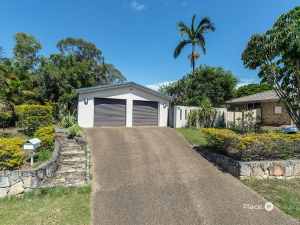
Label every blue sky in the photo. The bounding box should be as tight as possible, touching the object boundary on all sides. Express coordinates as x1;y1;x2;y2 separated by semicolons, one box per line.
0;1;299;89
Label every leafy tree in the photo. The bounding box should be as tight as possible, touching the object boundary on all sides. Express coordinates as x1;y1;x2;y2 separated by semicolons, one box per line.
242;7;300;127
235;83;272;98
0;34;126;120
174;15;215;73
13;32;42;73
161;65;237;106
37;38;126;111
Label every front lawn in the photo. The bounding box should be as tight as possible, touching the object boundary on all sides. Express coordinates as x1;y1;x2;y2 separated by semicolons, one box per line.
0;186;91;225
177;128;207;146
243;179;300;219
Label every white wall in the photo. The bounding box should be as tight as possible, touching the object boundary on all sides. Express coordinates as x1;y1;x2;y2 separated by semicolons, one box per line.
171;106;227;128
78;86;169;128
78;96;94;128
172;106;200;128
159;103;169;127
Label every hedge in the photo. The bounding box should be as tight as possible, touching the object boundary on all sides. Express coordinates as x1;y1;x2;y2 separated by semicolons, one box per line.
16;104;53;135
0;137;25;170
201;128;300;161
34;125;55;149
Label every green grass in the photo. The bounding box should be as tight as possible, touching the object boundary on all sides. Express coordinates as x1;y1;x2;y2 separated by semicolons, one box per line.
0;186;91;225
243;179;300;219
177;128;207;146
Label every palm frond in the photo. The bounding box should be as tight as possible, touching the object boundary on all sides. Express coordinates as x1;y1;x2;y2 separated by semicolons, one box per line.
177;22;192;39
191;14;196;33
173;40;191;58
196;17;215;33
196;34;206;54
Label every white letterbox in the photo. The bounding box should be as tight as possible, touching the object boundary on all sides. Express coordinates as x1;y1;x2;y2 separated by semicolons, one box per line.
23;138;41;151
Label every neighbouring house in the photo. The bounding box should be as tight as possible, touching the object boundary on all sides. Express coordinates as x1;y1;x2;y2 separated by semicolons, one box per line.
77;82;170;128
226;90;292;127
169;105;227;128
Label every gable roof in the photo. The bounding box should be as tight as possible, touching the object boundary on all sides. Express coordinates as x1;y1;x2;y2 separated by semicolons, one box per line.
76;82;171;101
226;90;279;104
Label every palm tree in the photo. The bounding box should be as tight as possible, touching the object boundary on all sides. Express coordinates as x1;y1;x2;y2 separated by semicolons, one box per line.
174;15;215;73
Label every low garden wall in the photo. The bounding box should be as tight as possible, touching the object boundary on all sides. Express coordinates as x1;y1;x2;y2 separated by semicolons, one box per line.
199;149;300;179
0;138;61;198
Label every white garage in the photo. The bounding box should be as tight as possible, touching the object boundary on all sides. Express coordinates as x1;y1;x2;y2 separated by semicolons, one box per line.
77;82;170;128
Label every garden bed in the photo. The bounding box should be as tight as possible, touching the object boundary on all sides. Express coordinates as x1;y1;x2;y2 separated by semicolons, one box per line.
178;128;300;179
197;147;300;179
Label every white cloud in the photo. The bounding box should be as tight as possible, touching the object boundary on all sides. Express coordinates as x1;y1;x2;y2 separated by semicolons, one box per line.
130;1;146;11
146;80;176;91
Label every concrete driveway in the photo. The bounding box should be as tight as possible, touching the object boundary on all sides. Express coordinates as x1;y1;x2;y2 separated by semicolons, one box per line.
87;128;298;225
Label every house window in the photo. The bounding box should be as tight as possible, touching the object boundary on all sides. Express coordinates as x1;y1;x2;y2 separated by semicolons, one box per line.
274;106;282;114
180;109;182;120
185;109;188;120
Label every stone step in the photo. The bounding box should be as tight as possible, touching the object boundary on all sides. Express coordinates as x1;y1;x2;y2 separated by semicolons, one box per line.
56;168;86;175
58;164;86;171
60;151;86;157
61;156;86;161
60;147;83;152
62;143;81;148
59;157;86;164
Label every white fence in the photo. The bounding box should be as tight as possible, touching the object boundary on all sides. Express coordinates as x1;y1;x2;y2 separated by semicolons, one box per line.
169;106;227;128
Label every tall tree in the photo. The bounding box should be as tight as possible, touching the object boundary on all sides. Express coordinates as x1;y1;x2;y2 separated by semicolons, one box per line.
242;7;300;127
174;15;215;73
37;38;126;111
13;32;42;73
161;65;237;106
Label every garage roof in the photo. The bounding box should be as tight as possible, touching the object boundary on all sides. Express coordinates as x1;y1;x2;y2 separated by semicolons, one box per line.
76;82;171;101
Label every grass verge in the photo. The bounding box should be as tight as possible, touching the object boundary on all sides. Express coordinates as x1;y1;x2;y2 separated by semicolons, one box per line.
243;179;300;219
177;128;207;146
0;186;91;225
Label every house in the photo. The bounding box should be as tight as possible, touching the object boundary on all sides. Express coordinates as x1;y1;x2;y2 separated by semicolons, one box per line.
76;82;170;128
226;90;292;127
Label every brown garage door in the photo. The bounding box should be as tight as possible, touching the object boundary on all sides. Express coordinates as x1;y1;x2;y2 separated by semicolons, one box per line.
133;100;158;126
94;98;126;127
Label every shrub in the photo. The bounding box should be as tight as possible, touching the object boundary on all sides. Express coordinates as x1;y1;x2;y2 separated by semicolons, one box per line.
16;104;53;135
59;112;76;128
187;110;198;128
0;111;13;129
201;128;300;161
234;132;300;161
34;148;52;164
34;126;55;149
67;124;82;139
201;128;239;151
187;99;217;128
0;137;25;170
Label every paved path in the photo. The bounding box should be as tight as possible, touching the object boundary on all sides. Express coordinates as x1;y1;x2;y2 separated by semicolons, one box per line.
87;128;298;225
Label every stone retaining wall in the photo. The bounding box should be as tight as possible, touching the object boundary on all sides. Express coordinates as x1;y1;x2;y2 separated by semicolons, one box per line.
199;149;300;179
0;130;88;198
0;140;60;198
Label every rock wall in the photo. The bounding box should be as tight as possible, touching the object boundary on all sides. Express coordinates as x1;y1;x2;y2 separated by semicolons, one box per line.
199;149;300;179
0;131;88;198
0;141;60;197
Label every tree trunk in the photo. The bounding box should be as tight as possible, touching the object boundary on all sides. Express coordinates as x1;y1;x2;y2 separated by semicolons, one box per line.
192;44;195;74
